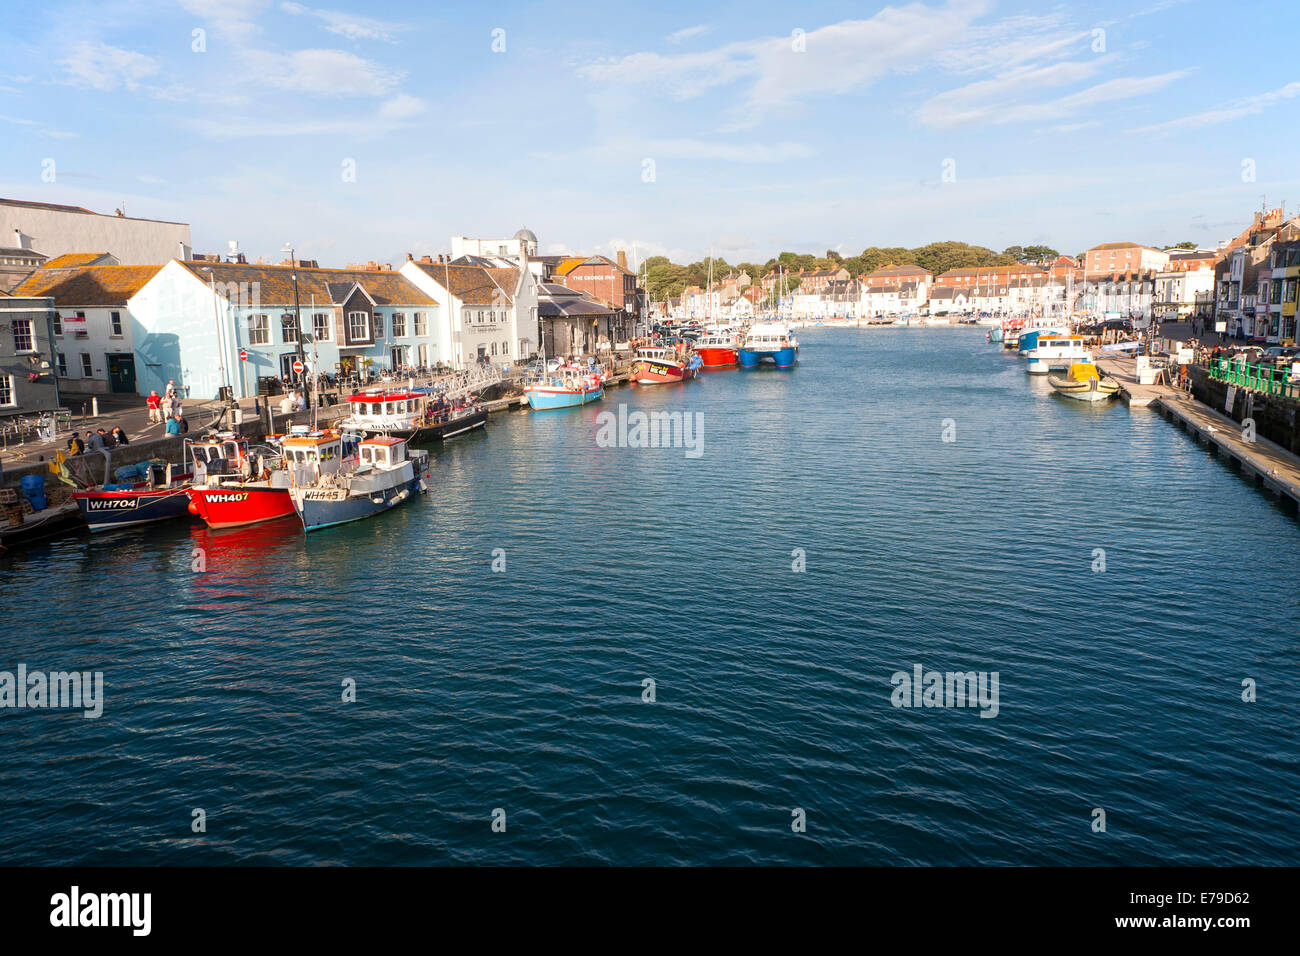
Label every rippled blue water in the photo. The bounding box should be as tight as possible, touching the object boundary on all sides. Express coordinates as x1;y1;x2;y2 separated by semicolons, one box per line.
2;327;1297;865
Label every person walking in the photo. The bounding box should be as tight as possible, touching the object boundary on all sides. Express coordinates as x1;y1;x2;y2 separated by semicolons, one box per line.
146;390;162;423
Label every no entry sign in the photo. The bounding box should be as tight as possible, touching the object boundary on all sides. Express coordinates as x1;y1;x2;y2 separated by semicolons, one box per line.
239;349;248;361
293;359;304;374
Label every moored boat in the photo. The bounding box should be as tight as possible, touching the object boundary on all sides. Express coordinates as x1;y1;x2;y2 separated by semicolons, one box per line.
523;363;604;409
1025;334;1089;374
185;429;328;529
738;323;798;368
694;330;740;368
73;459;194;532
289;436;429;532
631;346;700;385
340;390;486;443
1048;362;1120;401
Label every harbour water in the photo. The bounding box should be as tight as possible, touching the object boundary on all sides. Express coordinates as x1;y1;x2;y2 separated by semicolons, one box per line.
1;327;1297;865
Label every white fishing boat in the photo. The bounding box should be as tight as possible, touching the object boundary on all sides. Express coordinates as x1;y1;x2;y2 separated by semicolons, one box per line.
1024;334;1090;374
289;435;430;532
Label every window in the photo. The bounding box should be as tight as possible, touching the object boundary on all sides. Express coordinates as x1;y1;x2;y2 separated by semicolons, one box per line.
52;315;63;335
248;314;269;345
414;312;427;336
281;313;299;343
502;340;510;357
417;343;427;366
393;312;406;337
348;311;371;341
110;311;123;336
11;319;33;352
478;311;484;323
313;313;330;341
490;342;497;356
0;375;13;407
373;313;384;337
56;352;67;376
80;353;93;377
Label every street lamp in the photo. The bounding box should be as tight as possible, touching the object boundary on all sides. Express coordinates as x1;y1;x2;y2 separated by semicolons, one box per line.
281;242;308;406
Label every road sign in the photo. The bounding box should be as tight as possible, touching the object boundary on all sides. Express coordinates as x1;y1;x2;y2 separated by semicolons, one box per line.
239;349;248;361
292;359;304;375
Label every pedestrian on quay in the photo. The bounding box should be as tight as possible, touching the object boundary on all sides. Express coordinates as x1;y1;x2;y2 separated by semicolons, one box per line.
96;427;112;447
85;429;105;453
166;413;182;436
111;426;129;446
67;432;84;456
146;390;162;423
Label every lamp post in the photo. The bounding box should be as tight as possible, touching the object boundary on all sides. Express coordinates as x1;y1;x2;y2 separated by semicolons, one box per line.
282;242;308;406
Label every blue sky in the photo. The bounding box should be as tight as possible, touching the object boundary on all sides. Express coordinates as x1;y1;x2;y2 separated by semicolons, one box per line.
2;0;1297;267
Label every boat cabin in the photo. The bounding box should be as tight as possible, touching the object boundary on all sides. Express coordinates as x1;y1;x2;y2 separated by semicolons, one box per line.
187;432;255;479
280;428;356;483
345;391;428;425
358;436;408;470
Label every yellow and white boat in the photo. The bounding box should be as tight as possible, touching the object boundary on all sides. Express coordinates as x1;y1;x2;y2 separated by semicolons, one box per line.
1047;362;1120;402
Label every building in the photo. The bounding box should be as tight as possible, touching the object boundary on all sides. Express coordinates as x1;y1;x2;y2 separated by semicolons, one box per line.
450;228;539;261
1083;242;1170;278
0;198;191;266
10;264;165;395
401;257;537;366
860;264;932;291
1152;266;1216;322
535;283;619;358
0;292;60;417
1264;239;1300;343
554;254;639;325
0;230;48;293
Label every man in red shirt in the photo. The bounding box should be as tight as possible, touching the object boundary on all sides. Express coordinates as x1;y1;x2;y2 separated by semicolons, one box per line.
146;390;162;423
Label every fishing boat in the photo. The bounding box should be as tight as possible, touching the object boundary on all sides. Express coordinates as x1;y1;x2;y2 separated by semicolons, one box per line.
1048;362;1120;402
694;330;740;368
1016;328;1066;356
185;430;320;529
73;459;194;532
523;363;604;409
1025;334;1089;374
340;390;486;442
631;346;700;385
289;436;429;532
738;323;798;368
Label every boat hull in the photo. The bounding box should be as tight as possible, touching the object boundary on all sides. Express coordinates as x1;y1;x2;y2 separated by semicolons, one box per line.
696;346;738;368
75;486;193;531
1048;375;1120;401
295;473;427;532
738;346;797;368
186;485;295;528
524;385;604;409
632;359;691;384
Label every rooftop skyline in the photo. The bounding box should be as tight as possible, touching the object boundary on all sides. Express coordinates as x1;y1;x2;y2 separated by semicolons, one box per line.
3;0;1297;267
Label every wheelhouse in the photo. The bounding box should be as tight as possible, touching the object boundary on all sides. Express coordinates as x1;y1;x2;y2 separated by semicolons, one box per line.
358;437;407;469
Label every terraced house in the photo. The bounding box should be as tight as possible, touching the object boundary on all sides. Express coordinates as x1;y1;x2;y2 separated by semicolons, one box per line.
400;256;537;365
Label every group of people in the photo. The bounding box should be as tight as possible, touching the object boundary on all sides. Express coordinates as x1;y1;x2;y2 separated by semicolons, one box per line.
145;380;189;434
278;390;308;414
65;426;130;456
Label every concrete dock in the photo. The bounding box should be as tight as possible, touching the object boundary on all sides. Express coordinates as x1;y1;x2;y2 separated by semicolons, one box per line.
1095;354;1300;509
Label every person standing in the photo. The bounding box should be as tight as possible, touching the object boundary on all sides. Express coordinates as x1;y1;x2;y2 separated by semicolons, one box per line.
146;390;162;423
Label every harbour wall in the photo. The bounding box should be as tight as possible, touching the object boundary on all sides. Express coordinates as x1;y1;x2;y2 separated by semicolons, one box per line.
1188;366;1300;456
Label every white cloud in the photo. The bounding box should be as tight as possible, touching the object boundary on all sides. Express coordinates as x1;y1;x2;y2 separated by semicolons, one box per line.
177;0;271;40
1128;81;1300;135
667;25;709;44
242;48;401;95
378;93;425;119
62;42;160;91
280;2;399;42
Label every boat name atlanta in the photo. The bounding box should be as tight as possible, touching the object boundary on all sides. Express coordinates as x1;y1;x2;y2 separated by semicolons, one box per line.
0;665;104;719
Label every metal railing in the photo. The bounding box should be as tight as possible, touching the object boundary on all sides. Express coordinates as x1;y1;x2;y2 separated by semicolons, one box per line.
1208;358;1300;399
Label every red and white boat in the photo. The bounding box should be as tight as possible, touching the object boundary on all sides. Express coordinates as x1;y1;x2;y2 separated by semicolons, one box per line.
184;430;337;529
694;330;739;368
630;346;702;385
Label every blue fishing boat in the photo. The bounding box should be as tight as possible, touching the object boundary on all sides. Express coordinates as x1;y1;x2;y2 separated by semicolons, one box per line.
289;436;429;532
738;323;798;368
523;363;605;410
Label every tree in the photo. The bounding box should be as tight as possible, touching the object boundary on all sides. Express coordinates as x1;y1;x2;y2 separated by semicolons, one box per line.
1003;245;1026;262
1022;244;1059;262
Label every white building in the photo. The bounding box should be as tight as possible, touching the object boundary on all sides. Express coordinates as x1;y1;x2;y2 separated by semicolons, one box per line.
1152;267;1215;321
400;258;537;367
450;229;539;262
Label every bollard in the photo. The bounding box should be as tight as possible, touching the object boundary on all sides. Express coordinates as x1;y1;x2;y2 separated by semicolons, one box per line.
92;396;99;418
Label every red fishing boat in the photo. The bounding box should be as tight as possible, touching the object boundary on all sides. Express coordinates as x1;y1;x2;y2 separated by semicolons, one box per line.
184;432;296;529
630;346;702;385
694;331;739;368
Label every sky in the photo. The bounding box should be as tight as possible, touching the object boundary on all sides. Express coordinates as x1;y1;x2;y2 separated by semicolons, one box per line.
2;0;1298;268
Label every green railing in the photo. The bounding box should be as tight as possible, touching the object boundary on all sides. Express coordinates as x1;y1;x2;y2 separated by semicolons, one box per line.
1208;358;1300;399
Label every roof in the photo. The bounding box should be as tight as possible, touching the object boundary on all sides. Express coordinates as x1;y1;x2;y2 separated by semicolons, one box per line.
866;264;931;277
538;284;614;318
514;227;537;243
0;197;188;226
555;254;632;277
43;252;114;269
408;261;520;305
0;247;45;259
181;261;437;306
10;264;165;306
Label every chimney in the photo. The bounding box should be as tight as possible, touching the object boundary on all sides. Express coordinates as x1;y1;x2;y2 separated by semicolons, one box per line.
406;252;413;261
420;255;433;264
178;241;192;260
617;250;628;271
12;228;29;251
